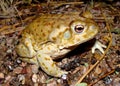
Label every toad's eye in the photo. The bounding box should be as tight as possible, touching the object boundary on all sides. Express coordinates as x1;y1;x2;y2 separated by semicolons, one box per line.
74;25;84;33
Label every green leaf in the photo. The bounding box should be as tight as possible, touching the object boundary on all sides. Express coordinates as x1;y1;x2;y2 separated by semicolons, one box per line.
76;82;88;86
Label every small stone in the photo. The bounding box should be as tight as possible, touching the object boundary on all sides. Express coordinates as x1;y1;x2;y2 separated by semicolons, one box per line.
21;62;27;67
32;73;38;83
6;49;12;53
0;73;4;79
31;65;39;74
26;65;32;76
8;65;13;71
5;75;11;82
16;58;22;64
13;67;23;74
38;72;47;83
62;58;68;64
61;74;67;80
103;76;112;84
34;83;38;86
21;67;27;74
18;74;25;85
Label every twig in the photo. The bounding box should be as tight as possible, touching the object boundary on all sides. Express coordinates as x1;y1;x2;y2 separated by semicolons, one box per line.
49;1;84;6
0;15;36;35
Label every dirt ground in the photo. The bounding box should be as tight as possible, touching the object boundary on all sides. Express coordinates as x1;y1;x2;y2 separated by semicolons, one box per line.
0;0;120;86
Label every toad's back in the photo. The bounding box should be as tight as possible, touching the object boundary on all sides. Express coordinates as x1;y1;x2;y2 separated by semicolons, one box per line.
21;13;81;44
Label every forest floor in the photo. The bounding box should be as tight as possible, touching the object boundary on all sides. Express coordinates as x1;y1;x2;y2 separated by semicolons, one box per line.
0;0;120;86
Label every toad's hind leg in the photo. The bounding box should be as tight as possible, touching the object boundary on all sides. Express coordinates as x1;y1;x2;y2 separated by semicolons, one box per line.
37;51;68;77
16;37;36;58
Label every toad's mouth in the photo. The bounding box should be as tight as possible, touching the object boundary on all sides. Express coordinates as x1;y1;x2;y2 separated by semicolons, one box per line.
62;34;97;50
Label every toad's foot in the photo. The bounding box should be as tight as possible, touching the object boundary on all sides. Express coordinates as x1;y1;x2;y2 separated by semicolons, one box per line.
92;41;107;54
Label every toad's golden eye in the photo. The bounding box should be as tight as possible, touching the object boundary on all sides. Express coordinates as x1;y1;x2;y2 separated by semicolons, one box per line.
74;25;84;33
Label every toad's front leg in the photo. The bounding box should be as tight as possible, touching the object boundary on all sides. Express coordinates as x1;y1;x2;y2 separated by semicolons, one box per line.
92;41;107;54
36;51;68;77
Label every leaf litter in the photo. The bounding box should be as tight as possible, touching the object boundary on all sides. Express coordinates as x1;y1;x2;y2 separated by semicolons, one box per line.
0;0;120;86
